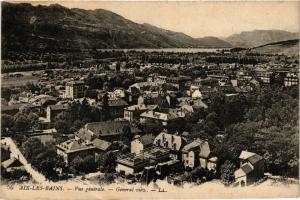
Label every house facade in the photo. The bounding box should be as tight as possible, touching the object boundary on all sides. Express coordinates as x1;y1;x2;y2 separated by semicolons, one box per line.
76;121;142;142
140;110;178;126
64;81;85;99
46;104;69;123
124;103;158;122
56;139;96;164
153;131;183;160
234;151;265;186
116;147;171;176
181;139;211;169
131;134;155;154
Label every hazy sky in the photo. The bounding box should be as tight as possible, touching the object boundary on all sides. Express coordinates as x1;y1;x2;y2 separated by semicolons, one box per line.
25;1;300;38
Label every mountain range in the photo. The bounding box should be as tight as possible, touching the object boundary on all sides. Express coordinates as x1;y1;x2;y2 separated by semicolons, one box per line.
249;39;299;57
2;2;299;52
226;30;298;48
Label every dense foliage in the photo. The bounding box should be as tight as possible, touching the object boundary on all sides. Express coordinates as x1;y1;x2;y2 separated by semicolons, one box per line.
210;85;299;177
21;138;65;181
55;99;102;134
220;160;236;185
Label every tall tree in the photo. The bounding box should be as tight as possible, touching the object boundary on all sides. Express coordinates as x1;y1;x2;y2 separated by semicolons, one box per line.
220;160;236;185
122;125;133;143
102;93;110;120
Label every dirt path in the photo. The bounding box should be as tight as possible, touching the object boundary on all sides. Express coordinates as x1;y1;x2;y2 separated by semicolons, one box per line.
1;137;48;184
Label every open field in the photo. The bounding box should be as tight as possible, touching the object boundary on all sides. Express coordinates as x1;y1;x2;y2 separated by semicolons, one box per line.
1;72;40;88
1;76;39;88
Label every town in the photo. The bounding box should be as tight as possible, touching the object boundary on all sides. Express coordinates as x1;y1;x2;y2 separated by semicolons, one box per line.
1;48;299;188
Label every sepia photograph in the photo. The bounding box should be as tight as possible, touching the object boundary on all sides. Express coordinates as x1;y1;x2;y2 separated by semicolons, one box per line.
0;1;299;199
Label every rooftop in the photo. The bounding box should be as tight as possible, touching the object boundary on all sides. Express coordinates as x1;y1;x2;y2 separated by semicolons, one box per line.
240;163;254;174
66;81;85;86
248;154;264;165
134;134;155;146
108;99;128;107
92;138;112;151
82;121;141;138
48;104;69;111
117;146;170;167
140;110;178;121
239;151;256;160
182;139;211;158
56;139;95;153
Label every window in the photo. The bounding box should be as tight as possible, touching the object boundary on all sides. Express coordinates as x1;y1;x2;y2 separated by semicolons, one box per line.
162;134;166;142
156;139;161;146
173;143;176;150
164;141;169;148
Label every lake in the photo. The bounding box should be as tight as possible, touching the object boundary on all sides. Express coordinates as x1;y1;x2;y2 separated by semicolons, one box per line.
96;48;228;53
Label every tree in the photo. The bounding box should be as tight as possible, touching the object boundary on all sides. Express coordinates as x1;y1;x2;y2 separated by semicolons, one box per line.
122;125;133;143
97;152;116;173
82;155;97;173
22;138;65;180
73;120;83;130
36;148;65;180
55;119;70;134
220;160;236;185
1;114;14;132
102;93;110;120
224;122;258;160
13;113;31;133
69;156;84;174
25;82;40;93
167;118;186;133
70;155;96;174
206;112;218;123
143;119;163;135
78;98;92;120
184;108;206;124
203;121;219;137
208;92;226;128
122;78;133;89
1;87;12;101
28;112;39;130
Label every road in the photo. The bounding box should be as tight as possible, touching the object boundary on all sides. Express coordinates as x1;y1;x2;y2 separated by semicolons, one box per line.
1;137;48;184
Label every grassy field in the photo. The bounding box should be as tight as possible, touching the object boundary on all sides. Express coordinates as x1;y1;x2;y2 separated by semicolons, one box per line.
1;72;40;88
1;76;39;88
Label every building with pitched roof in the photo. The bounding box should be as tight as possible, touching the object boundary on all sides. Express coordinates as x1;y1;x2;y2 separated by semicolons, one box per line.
140;110;179;126
181;139;211;169
153;131;184;160
1;157;24;172
46;104;69;122
99;98;129;119
124;104;158;122
234;151;264;186
56;139;96;164
116;146;171;176
131;134;155;154
76;121;142;142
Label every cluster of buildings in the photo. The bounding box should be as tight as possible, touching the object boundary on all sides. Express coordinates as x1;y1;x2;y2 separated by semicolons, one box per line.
115;130;218;184
1;55;297;186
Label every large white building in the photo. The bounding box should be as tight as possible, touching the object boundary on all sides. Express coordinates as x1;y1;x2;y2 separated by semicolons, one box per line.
64;81;85;99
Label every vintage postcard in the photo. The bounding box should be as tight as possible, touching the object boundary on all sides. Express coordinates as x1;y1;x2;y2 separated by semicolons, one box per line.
0;1;299;199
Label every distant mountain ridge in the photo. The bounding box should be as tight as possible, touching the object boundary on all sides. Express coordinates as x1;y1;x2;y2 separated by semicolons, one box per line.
196;36;232;48
225;30;299;48
2;2;298;53
249;39;299;56
2;1;231;53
